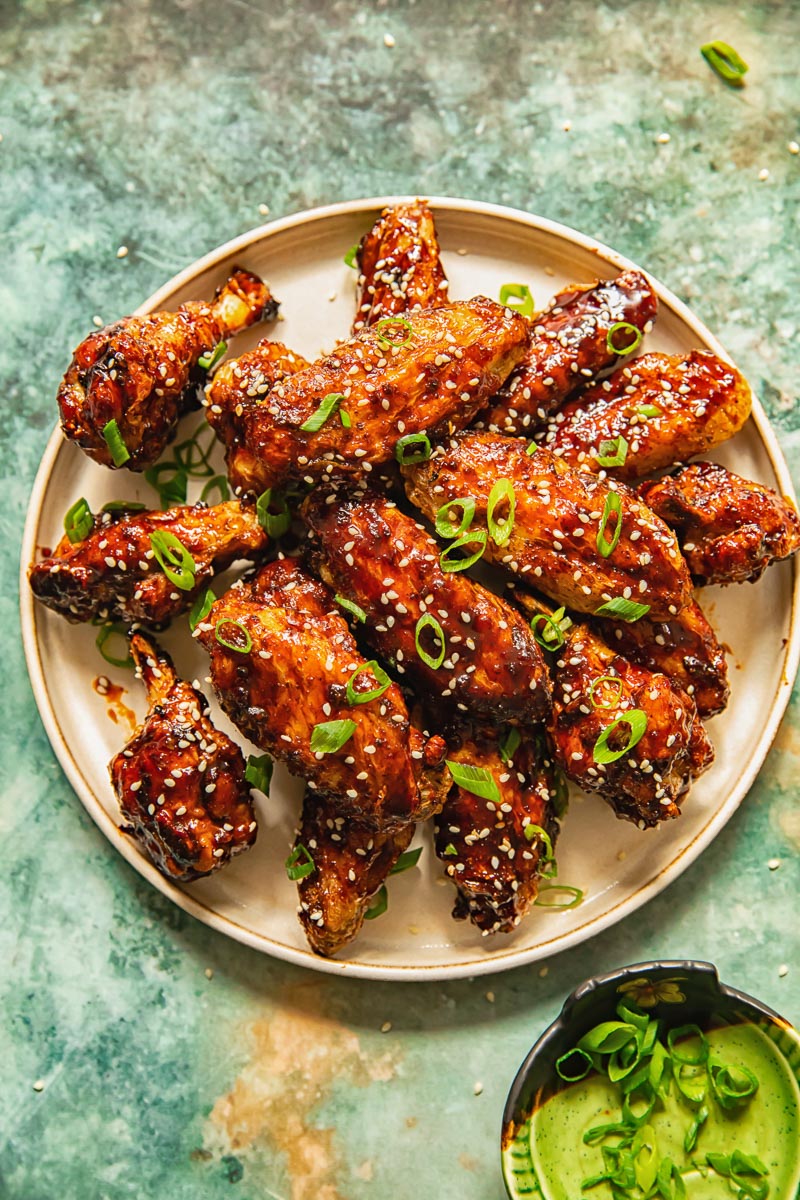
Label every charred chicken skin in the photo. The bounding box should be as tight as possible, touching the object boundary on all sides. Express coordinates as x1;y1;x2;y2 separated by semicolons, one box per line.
110;632;257;881
29;499;268;626
197;559;450;829
403;432;693;620
58;269;277;471
352;199;449;333
302;483;552;724
434;725;561;934
210;297;529;495
477;270;658;434
540;351;752;482
294;789;414;956
638;461;800;586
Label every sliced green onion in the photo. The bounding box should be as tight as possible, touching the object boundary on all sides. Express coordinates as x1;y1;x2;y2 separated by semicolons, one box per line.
102;418;131;466
344;243;359;269
96;622;133;669
530;606;571;651
174;423;216;477
434;496;476;539
214;618;252;653
555;1048;593;1082
439;528;487;573
684;1104;708;1154
637;404;662;418
375;315;413;349
300;391;345;433
198;340;227;371
415;613;446;669
442;843;457;856
577;1021;637;1055
345;661;391;706
339;407;352;429
245;753;273;795
606;322;643;356
101;499;147;514
310;719;356;754
365;884;388;919
335;594;367;623
486;478;516;546
499;726;521;763
64;497;93;544
534;884;584;909
710;1060;759;1109
200;474;230;504
675;1063;707;1104
655;1156;686;1200
667;1024;709;1065
144;462;188;508
256;487;291;537
149;529;197;591
588;674;624;709
593;710;648;764
189;587;216;631
701;40;748;86
594;596;651;622
390;846;422;875
523;823;554;865
395;431;431;465
597;491;623;558
499;282;535;319
285;843;315;881
595;435;628;468
445;761;501;803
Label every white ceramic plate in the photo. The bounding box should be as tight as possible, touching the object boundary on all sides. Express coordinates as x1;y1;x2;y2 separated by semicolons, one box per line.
20;197;800;980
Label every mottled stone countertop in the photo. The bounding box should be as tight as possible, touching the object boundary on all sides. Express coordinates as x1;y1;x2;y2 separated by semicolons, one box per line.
2;2;798;1196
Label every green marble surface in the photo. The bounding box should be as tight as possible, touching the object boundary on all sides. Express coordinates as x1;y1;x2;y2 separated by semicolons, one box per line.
2;1;799;1196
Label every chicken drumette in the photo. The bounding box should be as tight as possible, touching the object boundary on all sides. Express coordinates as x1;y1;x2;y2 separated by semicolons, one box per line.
29;499;268;626
110;632;257;881
58;269;277;470
352;199;449;332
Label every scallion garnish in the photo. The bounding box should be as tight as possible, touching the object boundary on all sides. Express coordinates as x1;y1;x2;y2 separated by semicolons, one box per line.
390;846;422;875
395;431;431;466
606;322;643;356
198;340;227;371
637;404;662;419
375;315;413;349
64;497;93;544
335;594;367;623
499;726;521;763
593;710;648;764
594;596;650;622
555;1048;594;1082
596;491;623;558
149;529;197;591
189;587;216;632
523;823;554;865
415;613;446;669
486;478;516;546
365;884;388;919
499;282;535;319
256;487;291;537
445;760;501;803
101;499;147;514
285;843;315;881
667;1024;709;1065
173;423;217;478
344;244;359;269
102;418;131;466
443;843;457;856
339;407;352;428
310;719;356;754
534;884;584;909
701;40;748;86
300;391;346;433
144;462;188;508
588;674;624;709
200;474;230;504
96;622;134;669
434;496;476;539
345;661;391;706
214;618;252;653
595;435;628;468
439;528;487;573
245;753;273;795
530;606;572;651
710;1061;759;1109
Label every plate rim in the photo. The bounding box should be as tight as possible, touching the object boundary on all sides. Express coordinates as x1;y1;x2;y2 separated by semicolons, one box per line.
19;195;800;981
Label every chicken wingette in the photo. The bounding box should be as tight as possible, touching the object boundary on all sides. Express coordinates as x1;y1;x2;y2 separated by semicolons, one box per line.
58;269;277;470
352;199;449;333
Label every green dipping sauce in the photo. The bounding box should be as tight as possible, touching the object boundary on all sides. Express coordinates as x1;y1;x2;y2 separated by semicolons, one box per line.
530;1023;800;1198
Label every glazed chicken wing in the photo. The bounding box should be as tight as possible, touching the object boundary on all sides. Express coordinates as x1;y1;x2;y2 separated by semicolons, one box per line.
541;351;751;482
434;725;561;934
29;499;268;626
403;432;692;620
477;270;658;435
638;461;800;586
110;632;257;881
197;559;450;829
352;199;449;333
211;298;529;495
302;483;551;724
58;269;277;470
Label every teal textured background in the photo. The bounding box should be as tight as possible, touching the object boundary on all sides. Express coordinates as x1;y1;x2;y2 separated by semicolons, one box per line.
2;2;798;1196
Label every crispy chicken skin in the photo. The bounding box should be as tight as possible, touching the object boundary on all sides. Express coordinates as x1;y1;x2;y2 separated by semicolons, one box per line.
214;298;529;494
58;270;277;471
352;200;449;333
197;559;450;829
205;339;310;498
434;726;561;934
477;270;658;435
638;461;800;586
294;789;414;956
29;500;268;626
541;351;752;482
595;598;730;720
110;632;257;881
403;432;692;620
302;483;552;724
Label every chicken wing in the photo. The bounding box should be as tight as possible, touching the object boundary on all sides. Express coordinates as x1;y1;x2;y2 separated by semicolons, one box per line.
29;499;268;626
638;461;800;586
58;269;277;470
477;270;658;434
109;632;257;881
211;298;529;495
302;483;552;724
540;351;752;482
352;199;449;333
196;559;450;829
434;725;561;934
403;432;692;620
